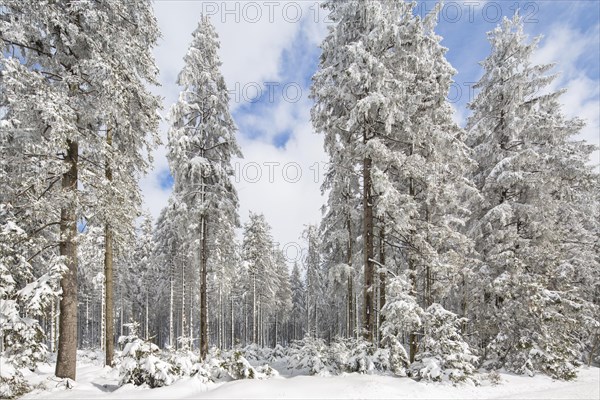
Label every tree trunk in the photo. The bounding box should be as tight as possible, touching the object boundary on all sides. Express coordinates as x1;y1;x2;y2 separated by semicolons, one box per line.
363;154;374;343
100;279;105;351
145;292;149;340
104;127;114;367
169;260;174;348
408;172;418;363
252;274;257;343
181;259;186;344
275;313;278;346
306;274;310;337
378;224;386;346
231;297;234;348
346;213;354;338
200;217;209;359
104;225;113;365
55;139;78;381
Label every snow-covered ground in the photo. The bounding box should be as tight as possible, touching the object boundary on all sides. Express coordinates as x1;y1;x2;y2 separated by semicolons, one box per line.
20;360;600;400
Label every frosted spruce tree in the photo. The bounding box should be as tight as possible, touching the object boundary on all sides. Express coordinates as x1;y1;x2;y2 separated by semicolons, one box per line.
0;205;63;397
302;224;324;337
290;262;307;340
467;14;600;379
167;15;242;359
274;250;293;345
0;0;161;377
313;1;477;365
242;212;278;346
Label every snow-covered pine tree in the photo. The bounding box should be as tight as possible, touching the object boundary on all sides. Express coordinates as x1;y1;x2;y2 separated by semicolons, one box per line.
467;14;600;379
411;303;478;383
312;0;394;342
273;251;292;346
290;262;307;341
313;1;476;353
210;214;241;349
380;273;423;376
242;212;277;345
167;15;241;360
1;0;161;377
302;225;323;337
130;213;158;340
0;205;63;396
318;110;362;339
77;226;105;349
154;199;185;349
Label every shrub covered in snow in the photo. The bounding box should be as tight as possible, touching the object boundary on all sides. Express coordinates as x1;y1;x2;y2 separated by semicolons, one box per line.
166;349;200;378
287;336;333;376
330;337;378;374
269;344;288;361
411;303;478;384
380;274;424;376
118;323;176;388
0;205;62;398
0;359;29;399
223;350;257;379
242;343;272;361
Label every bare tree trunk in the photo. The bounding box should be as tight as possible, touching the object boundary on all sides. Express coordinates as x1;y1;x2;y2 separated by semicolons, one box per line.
252;274;257;343
104;128;114;366
104;226;113;364
218;284;222;349
378;224;386;346
244;295;248;345
314;295;318;338
119;287;123;338
169;261;174;348
100;279;105;351
55;139;78;381
363;153;374;343
231;297;234;348
408;172;418;363
145;292;149;340
181;259;186;344
346;213;354;338
200;219;209;359
306;274;310;337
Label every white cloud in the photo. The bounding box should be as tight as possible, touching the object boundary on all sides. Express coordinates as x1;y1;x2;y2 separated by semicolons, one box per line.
532;23;600;165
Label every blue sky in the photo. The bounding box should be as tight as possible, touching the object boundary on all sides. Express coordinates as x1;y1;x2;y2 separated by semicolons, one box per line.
146;0;599;258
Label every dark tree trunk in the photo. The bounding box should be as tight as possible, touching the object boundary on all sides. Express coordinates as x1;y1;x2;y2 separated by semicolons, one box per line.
200;217;209;359
408;173;418;363
104;129;114;367
378;224;386;345
55;139;79;381
346;213;354;338
363;154;374;343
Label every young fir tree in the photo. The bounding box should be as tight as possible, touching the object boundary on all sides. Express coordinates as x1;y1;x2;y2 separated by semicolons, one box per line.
467;14;600;379
1;0;160;377
154;199;185;349
302;225;323;337
0;205;62;396
290;262;307;341
273;250;293;346
242;212;277;345
167;15;241;359
412;303;478;383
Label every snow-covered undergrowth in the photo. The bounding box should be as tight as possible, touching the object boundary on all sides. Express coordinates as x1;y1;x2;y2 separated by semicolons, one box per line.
15;349;600;400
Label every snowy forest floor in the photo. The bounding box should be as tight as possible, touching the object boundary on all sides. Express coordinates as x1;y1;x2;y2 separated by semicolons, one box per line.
16;353;600;400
